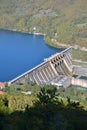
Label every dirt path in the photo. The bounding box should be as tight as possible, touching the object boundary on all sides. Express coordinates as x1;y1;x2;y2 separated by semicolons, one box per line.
52;39;87;52
72;59;87;64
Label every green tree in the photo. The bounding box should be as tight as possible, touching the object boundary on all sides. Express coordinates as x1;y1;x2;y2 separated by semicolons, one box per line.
37;86;57;105
67;96;83;110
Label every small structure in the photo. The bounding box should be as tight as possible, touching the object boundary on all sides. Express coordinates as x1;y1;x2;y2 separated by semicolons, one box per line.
0;82;5;89
21;91;32;95
0;91;4;95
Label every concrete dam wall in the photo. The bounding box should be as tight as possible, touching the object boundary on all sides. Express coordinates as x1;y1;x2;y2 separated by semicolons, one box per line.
8;47;72;86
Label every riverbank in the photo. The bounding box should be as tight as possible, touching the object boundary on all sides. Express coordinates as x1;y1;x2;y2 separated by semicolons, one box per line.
51;38;87;51
0;28;87;64
0;28;46;36
51;38;87;63
1;27;87;50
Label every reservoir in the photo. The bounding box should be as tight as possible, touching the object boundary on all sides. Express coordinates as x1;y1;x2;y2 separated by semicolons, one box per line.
0;30;62;82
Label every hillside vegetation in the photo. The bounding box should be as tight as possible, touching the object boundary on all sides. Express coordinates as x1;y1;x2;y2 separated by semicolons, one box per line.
0;0;87;61
1;86;87;130
0;0;87;46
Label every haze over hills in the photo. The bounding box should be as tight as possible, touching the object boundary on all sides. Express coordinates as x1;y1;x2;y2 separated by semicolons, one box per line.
0;0;87;48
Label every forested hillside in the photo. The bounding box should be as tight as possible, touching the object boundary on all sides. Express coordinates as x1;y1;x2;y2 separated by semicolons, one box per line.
1;86;87;130
0;0;87;49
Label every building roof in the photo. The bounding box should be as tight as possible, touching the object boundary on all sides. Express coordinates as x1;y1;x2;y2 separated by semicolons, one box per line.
0;82;5;88
0;91;4;95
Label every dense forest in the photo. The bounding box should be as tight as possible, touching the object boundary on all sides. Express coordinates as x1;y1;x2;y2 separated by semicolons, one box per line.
1;85;87;130
0;0;87;61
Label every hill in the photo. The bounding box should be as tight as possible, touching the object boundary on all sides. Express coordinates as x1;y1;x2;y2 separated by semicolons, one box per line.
0;0;87;61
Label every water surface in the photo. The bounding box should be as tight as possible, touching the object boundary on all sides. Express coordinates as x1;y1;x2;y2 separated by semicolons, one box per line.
0;30;61;82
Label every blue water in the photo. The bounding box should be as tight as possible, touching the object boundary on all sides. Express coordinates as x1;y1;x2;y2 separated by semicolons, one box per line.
0;30;62;82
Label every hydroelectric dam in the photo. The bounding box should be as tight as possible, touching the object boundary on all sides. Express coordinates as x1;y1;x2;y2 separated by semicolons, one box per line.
8;47;72;87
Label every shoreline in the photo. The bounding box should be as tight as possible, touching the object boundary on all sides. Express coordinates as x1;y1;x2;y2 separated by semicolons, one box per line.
0;28;63;50
51;39;87;51
0;27;87;61
1;28;87;51
0;28;46;36
0;28;87;83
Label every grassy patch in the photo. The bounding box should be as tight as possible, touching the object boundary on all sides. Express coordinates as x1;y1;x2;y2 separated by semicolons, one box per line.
72;49;87;62
58;85;87;107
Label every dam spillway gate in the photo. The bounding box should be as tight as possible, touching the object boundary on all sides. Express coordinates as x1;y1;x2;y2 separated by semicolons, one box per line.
8;47;72;87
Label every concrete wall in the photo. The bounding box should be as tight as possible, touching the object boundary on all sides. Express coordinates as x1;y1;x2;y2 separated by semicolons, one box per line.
72;77;87;88
8;47;72;85
73;66;87;77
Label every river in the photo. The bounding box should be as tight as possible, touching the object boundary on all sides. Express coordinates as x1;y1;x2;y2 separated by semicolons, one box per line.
0;30;62;82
